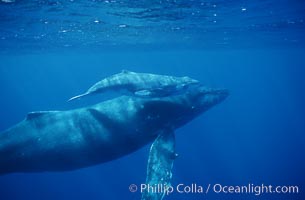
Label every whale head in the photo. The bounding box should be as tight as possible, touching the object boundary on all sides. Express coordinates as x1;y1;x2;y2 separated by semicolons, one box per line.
181;76;199;84
171;85;229;128
177;76;200;89
137;85;229;133
190;86;229;113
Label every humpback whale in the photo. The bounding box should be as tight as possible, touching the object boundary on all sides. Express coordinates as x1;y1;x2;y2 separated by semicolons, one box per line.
0;86;228;175
67;70;199;101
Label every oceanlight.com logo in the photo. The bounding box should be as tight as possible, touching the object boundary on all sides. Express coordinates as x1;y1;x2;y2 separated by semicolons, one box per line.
129;183;299;196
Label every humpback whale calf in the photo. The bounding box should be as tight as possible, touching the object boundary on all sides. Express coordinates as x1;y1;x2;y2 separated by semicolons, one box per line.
0;86;228;175
67;70;199;101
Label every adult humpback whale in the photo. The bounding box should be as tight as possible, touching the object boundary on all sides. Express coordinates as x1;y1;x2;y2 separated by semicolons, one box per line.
0;86;228;175
67;70;199;101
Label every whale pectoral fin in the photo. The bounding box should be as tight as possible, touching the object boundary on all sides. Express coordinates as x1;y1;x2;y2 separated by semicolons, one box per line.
135;90;152;97
141;129;176;200
135;88;168;97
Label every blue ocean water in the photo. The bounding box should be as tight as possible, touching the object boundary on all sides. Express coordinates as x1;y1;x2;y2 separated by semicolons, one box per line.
0;0;305;200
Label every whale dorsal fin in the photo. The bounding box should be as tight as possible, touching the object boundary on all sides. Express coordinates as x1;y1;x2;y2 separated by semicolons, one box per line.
26;111;50;120
121;70;133;74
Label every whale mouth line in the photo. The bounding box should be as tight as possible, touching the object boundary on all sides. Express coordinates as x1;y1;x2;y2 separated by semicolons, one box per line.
196;87;229;106
203;88;228;94
210;88;229;97
191;86;229;99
